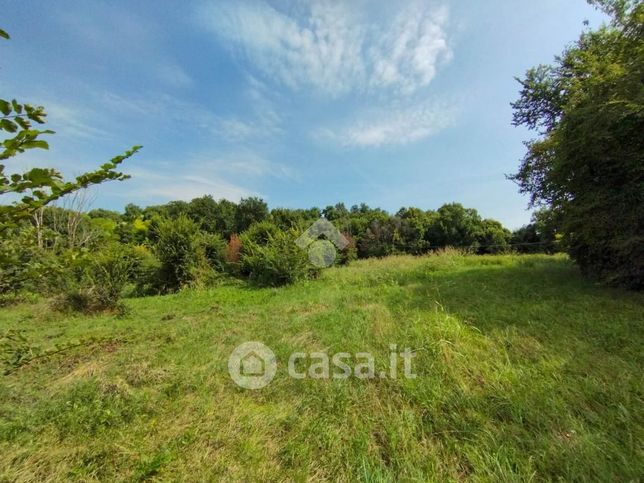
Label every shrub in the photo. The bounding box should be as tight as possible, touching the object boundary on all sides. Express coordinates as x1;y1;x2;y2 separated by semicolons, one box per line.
337;233;357;265
151;216;227;292
129;245;162;296
52;244;138;314
87;246;135;307
201;232;227;272
240;229;314;287
240;221;280;247
238;221;282;276
153;216;202;292
0;227;60;304
225;233;242;265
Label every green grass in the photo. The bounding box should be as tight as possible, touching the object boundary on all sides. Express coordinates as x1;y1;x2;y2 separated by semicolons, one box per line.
1;253;642;481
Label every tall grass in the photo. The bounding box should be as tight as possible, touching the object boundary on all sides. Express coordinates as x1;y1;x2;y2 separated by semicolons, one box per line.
0;253;642;480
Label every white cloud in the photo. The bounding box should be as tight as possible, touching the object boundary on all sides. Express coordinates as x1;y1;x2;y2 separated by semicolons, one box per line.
98;89;281;143
316;101;458;147
198;0;451;96
123;167;256;203
191;151;297;180
117;150;293;204
369;4;451;94
36;101;110;141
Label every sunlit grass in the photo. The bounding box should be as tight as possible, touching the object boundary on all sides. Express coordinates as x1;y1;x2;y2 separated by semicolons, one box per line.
1;253;642;480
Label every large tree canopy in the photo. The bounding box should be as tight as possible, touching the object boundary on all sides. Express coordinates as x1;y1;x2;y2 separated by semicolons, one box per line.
510;0;643;288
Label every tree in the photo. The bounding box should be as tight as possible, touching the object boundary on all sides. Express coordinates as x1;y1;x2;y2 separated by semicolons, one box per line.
358;218;400;258
212;199;238;239
0;29;139;233
477;219;511;254
512;208;561;254
235;197;268;233
87;208;122;223
322;203;349;221
396;207;431;254
123;203;143;222
187;195;219;233
510;1;643;288
426;203;483;249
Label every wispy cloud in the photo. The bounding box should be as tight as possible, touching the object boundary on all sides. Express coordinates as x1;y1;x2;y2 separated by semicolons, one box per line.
118;150;293;204
34;101;110;141
128;170;256;202
190;151;297;180
57;5;192;88
198;0;451;96
96;89;281;143
315;101;458;147
369;3;452;94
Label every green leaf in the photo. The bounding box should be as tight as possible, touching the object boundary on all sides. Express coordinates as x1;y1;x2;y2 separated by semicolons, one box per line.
11;100;22;114
0;29;9;40
0;119;17;133
14;117;29;130
0;99;10;116
24;168;57;185
21;140;49;150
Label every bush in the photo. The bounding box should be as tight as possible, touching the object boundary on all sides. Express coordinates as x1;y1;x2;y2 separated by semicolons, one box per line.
0;227;60;304
129;245;162;296
201;232;227;272
152;216;226;292
153;216;203;292
240;229;315;287
337;233;357;265
238;221;282;276
241;221;281;247
52;244;137;314
225;233;242;265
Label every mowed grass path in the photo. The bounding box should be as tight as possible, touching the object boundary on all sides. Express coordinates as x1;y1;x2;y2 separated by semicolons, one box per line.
1;254;642;481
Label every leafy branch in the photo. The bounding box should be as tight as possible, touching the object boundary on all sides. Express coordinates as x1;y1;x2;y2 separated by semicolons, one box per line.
0;29;141;232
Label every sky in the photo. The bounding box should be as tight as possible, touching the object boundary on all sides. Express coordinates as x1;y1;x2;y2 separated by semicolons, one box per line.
2;1;608;228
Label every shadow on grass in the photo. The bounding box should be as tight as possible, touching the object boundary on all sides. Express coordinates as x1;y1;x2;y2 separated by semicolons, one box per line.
388;256;643;358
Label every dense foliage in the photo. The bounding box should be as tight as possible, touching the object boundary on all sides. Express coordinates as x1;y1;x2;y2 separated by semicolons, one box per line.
1;189;561;308
511;0;643;288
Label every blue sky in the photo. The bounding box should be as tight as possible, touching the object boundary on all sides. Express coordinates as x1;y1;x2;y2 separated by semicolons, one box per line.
2;1;607;228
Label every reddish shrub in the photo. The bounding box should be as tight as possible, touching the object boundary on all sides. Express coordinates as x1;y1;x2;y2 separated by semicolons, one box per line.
226;233;242;264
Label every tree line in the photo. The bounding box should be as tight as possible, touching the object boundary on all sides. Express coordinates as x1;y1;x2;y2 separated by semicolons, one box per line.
101;196;558;257
0;192;559;310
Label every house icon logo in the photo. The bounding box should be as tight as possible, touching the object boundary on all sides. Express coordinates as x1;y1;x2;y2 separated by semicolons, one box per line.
296;218;349;268
228;341;277;389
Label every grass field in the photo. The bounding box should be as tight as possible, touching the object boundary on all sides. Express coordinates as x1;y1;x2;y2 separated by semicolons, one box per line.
1;253;642;481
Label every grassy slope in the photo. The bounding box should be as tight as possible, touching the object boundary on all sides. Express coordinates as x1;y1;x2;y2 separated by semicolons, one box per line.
0;254;642;481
